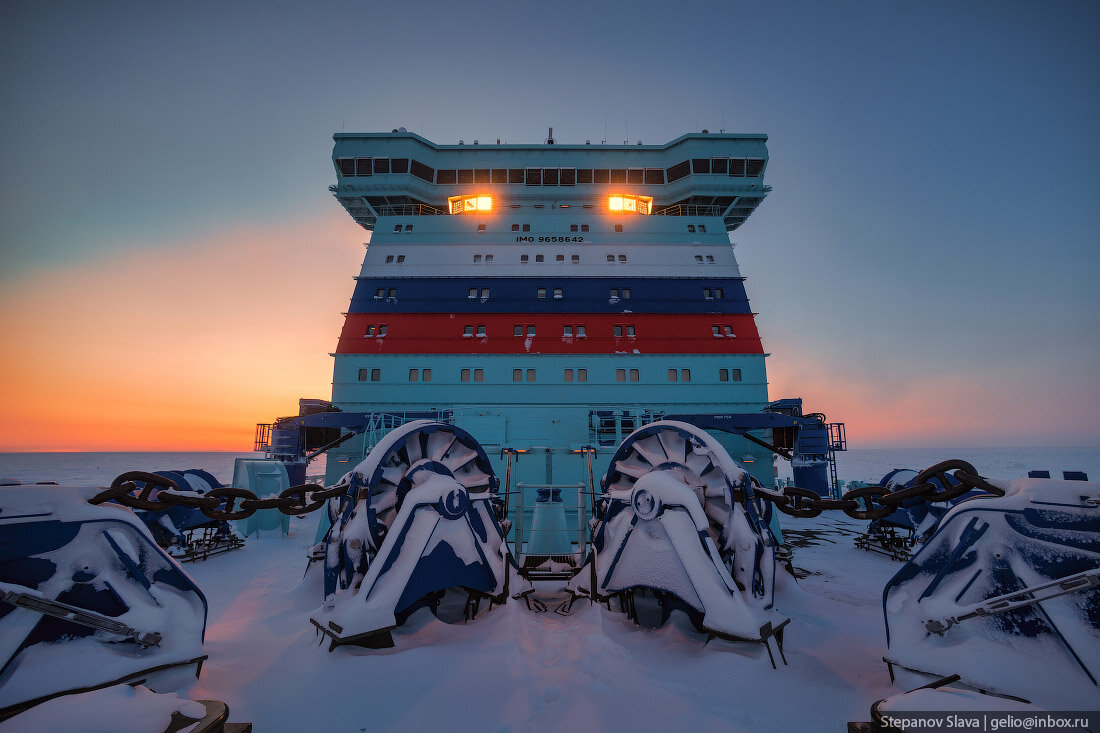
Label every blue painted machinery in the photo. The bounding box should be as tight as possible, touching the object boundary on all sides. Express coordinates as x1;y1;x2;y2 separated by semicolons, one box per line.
118;470;244;561
310;420;530;649
0;483;208;718
568;421;788;663
854;468;989;561
882;476;1100;707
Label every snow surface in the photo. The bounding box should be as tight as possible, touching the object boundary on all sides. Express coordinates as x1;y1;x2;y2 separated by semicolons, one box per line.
173;511;921;731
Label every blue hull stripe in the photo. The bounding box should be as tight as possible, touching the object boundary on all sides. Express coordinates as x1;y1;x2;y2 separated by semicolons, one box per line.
349;277;752;315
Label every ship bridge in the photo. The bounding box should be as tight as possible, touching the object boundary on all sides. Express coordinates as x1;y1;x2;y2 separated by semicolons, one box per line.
330;131;771;233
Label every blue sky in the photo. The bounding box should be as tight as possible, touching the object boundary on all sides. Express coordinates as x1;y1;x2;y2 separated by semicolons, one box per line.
2;0;1098;449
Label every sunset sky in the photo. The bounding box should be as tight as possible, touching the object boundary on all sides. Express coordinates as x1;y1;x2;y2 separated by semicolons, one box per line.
2;1;1098;451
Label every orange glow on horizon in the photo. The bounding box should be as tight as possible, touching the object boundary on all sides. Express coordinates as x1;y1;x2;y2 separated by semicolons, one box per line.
0;211;364;451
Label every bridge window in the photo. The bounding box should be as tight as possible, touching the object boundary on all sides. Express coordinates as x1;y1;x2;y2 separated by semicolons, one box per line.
746;159;765;176
436;169;457;184
645;168;664;184
594;169;610;184
560;169;575;186
577;169;593;184
692;159;710;174
492;169;508;182
508;169;524;183
543;169;559;186
711;157;728;174
525;169;542;186
373;158;390;174
356;158;373;176
337;158;355;176
411;160;434;181
627;169;644;184
457;169;473;184
729;159;746;177
475;169;490;183
391;158;408;174
666;160;690;182
610;169;627;183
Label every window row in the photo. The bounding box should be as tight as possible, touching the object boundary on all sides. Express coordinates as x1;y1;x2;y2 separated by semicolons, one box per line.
367;287;733;303
384;254;406;263
693;254;716;263
337;157;765;186
362;322;734;339
357;366;743;382
391;224;415;232
686;224;707;233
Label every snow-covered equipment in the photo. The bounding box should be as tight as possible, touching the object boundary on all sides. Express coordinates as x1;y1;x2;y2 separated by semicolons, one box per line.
854;468;987;561
113;470;244;561
310;420;529;650
0;484;208;719
883;476;1100;708
568;421;788;663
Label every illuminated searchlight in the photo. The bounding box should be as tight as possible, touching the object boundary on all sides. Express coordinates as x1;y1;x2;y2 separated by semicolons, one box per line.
449;194;493;214
608;194;652;214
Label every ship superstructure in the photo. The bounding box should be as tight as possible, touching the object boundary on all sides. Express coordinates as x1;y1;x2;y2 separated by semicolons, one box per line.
320;129;777;491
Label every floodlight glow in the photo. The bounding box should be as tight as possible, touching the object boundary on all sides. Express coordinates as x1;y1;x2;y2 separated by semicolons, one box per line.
607;194;652;214
448;194;493;214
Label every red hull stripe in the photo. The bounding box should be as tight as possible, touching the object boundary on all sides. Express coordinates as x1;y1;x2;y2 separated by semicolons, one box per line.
336;313;764;355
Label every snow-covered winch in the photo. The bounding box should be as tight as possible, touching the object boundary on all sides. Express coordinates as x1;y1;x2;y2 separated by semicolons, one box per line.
310;421;529;649
0;484;208;718
568;421;788;663
883;476;1100;707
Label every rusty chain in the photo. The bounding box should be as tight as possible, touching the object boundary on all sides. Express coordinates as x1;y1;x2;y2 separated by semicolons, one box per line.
88;470;350;521
89;459;1005;525
752;459;1005;521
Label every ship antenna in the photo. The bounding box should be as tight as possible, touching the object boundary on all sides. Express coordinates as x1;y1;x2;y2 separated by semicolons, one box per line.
546;126;555;145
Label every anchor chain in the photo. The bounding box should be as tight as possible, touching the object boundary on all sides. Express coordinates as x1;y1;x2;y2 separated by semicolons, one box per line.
88;470;350;520
750;460;1005;521
89;459;1005;524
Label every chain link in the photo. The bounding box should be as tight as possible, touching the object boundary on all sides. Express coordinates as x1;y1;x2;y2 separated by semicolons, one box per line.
88;459;1005;525
759;460;1005;521
88;470;351;520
